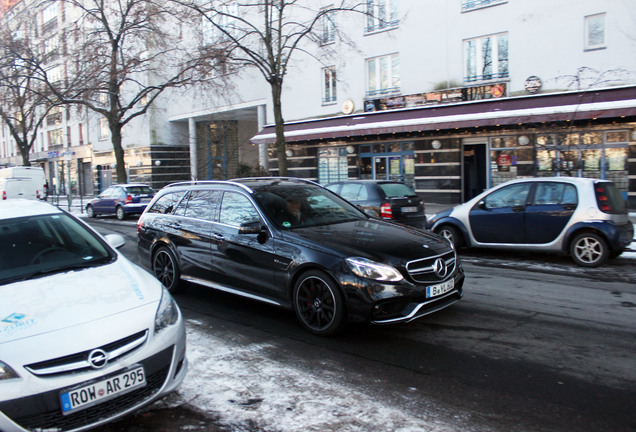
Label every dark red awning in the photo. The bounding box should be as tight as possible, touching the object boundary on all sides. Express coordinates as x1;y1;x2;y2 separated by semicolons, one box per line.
250;86;636;145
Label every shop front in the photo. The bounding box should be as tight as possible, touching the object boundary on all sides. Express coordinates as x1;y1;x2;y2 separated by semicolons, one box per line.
253;86;636;208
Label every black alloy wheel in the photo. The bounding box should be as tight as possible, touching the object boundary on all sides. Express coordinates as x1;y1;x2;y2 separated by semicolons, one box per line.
293;270;345;336
152;246;181;292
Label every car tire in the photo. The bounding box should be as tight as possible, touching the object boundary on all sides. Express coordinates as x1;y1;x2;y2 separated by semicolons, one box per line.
116;206;126;221
86;205;96;218
436;225;463;248
293;270;345;336
570;232;609;267
152;246;181;293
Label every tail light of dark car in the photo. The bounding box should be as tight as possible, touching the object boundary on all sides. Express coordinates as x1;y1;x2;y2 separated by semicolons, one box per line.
125;194;133;204
380;203;393;219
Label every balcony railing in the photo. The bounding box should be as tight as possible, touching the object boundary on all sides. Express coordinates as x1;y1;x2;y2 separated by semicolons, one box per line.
464;71;509;83
462;0;507;12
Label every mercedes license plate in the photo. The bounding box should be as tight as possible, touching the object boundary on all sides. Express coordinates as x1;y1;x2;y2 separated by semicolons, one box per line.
426;279;454;298
402;206;418;213
60;366;146;414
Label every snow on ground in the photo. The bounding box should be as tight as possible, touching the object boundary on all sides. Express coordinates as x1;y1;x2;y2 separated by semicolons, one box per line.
156;319;477;432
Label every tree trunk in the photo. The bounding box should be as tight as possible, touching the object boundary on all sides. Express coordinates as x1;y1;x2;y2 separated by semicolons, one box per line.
110;123;128;183
271;80;287;177
18;143;31;166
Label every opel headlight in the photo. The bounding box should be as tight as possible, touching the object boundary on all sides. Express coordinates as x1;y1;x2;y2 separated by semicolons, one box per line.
0;361;19;380
346;257;403;282
155;286;179;334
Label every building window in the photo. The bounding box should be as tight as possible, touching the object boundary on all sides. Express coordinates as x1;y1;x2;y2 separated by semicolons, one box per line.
43;35;59;59
322;67;337;104
585;13;606;50
461;0;507;12
365;0;398;33
48;128;63;147
366;53;400;98
320;7;335;44
99;118;109;141
464;32;508;82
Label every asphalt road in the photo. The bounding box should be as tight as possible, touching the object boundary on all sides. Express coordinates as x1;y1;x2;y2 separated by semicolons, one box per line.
85;216;636;432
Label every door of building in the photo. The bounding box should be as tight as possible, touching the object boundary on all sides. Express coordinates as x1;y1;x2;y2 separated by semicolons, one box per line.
463;144;487;202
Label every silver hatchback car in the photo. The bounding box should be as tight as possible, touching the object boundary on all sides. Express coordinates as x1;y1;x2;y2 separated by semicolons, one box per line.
0;200;187;431
427;177;633;267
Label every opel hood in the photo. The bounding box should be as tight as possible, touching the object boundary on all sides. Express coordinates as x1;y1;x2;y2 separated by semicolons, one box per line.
0;258;162;345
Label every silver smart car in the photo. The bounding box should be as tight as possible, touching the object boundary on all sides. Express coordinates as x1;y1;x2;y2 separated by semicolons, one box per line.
427;177;633;267
0;200;187;431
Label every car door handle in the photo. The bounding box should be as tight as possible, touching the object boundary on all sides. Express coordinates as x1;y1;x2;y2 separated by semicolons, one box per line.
212;232;224;241
511;205;525;212
168;222;182;229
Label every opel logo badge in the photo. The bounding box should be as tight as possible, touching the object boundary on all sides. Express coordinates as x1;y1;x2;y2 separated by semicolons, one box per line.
87;349;108;369
433;258;448;278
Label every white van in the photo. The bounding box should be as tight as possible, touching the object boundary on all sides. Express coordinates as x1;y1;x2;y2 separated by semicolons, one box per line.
0;166;47;200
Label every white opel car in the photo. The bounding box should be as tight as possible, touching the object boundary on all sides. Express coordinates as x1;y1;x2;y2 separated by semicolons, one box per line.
0;200;187;431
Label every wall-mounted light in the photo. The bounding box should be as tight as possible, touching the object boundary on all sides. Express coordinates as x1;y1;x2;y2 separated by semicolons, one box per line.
285;149;294;157
136;161;142;167
155;160;161;166
518;135;530;146
346;145;355;154
431;140;442;149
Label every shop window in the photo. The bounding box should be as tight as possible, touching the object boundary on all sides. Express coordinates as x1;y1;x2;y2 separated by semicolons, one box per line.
322;66;337;104
585;13;605;50
464;33;508;82
365;0;398;33
366;53;400;97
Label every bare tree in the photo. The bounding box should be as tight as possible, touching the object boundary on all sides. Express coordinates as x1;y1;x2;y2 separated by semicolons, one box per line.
177;0;364;176
0;25;60;166
55;0;220;183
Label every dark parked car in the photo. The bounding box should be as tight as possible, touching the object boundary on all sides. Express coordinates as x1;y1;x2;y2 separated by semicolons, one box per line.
427;177;633;267
138;178;464;335
87;184;155;220
325;180;426;229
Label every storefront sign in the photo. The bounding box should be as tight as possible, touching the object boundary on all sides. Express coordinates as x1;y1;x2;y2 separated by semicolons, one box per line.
524;76;542;94
496;153;512;172
365;83;507;112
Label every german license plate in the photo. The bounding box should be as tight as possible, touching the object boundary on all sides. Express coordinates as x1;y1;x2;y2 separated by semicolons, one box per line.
140;197;151;203
402;206;418;213
60;366;146;414
426;279;454;298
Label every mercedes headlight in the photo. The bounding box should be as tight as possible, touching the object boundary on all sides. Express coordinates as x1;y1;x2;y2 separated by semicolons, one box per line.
155;286;179;334
0;361;19;380
346;257;403;282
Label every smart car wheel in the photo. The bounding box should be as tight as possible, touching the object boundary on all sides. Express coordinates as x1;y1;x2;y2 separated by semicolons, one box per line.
570;232;608;267
152;247;181;292
293;270;345;336
86;205;96;218
116;206;126;220
436;225;463;248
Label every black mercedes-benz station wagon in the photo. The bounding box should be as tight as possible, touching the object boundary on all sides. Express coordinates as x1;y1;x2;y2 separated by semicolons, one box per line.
138;178;464;335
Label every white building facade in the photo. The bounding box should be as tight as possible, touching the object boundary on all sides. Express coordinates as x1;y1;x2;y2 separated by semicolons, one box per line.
1;0;635;207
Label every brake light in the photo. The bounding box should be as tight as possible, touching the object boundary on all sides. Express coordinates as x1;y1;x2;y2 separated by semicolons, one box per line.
595;185;612;213
36;190;41;199
125;194;133;204
2;191;5;200
380;203;393;219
